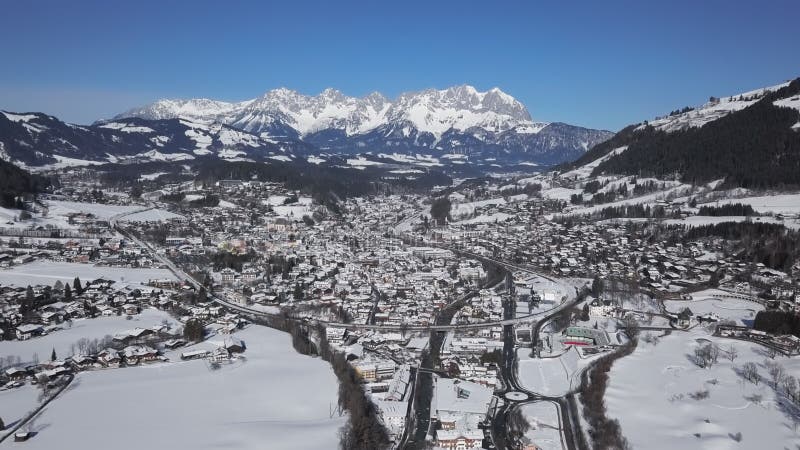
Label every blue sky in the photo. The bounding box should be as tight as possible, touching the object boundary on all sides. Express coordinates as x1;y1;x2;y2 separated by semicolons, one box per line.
1;0;798;130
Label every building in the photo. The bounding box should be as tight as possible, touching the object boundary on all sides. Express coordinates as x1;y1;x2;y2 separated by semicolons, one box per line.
16;324;44;340
435;429;484;450
354;363;377;382
588;298;616;317
561;326;610;346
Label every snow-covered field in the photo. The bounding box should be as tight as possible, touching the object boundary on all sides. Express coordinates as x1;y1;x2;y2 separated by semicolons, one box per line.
664;290;763;326
605;331;800;450
714;193;800;215
541;187;582;201
0;384;39;431
1;326;345;450
517;347;582;396
269;196;313;219
519;401;564;450
0;309;175;363
662;215;796;228
517;348;580;396
453;212;511;225
450;198;507;218
0;260;176;289
118;208;185;223
46;200;145;221
2;201;177;230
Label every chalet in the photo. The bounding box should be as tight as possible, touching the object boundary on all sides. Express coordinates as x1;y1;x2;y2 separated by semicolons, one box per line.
69;354;95;370
97;348;122;367
122;345;159;364
164;338;187;350
114;327;156;344
16;324;44;340
5;367;28;380
224;337;246;353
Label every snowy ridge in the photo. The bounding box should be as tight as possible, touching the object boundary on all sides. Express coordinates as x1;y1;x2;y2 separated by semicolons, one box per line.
639;81;792;133
115;85;543;140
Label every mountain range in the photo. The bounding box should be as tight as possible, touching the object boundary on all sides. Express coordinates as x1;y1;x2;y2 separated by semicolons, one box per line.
0;85;612;169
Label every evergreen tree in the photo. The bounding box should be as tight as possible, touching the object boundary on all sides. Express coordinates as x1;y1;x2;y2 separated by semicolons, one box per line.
591;276;604;297
64;283;72;300
73;277;83;295
51;347;57;361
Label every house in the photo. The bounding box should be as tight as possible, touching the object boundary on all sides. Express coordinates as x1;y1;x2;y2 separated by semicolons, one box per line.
97;348;122;367
224;337;246;354
5;367;28;380
122;345;159;364
16;324;44;340
164;338;187;350
675;307;693;328
113;327;156;344
69;354;95;370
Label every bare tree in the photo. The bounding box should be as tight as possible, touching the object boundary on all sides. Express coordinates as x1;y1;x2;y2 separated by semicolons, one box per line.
709;344;720;364
693;344;717;368
765;360;786;389
766;346;779;359
742;362;759;385
726;344;738;363
782;375;797;403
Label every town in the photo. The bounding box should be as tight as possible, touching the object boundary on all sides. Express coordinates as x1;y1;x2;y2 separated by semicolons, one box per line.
2;163;799;449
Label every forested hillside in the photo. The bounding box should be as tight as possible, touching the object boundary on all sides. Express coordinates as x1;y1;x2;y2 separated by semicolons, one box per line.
0;159;48;208
565;78;800;189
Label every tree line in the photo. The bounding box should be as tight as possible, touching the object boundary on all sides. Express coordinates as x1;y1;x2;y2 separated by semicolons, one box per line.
697;203;757;216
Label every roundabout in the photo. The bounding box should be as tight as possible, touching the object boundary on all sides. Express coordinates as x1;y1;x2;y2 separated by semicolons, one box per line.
504;391;529;402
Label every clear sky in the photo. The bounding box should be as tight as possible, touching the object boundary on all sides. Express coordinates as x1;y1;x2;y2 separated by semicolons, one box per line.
1;0;798;130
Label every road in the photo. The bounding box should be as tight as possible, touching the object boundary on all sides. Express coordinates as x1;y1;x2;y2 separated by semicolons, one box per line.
489;277;585;450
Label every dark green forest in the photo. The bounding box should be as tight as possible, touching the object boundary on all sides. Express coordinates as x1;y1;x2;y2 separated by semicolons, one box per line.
561;78;800;190
591;79;800;188
0;159;49;209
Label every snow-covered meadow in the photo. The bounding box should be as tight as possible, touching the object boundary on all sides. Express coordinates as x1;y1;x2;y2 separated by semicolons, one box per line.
0;260;176;289
605;331;800;450
1;326;345;450
519;402;564;450
605;290;797;449
517;347;582;396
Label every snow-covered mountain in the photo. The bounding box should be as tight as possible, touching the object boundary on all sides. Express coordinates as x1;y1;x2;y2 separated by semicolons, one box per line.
115;85;612;164
0;112;310;168
117;85;536;138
